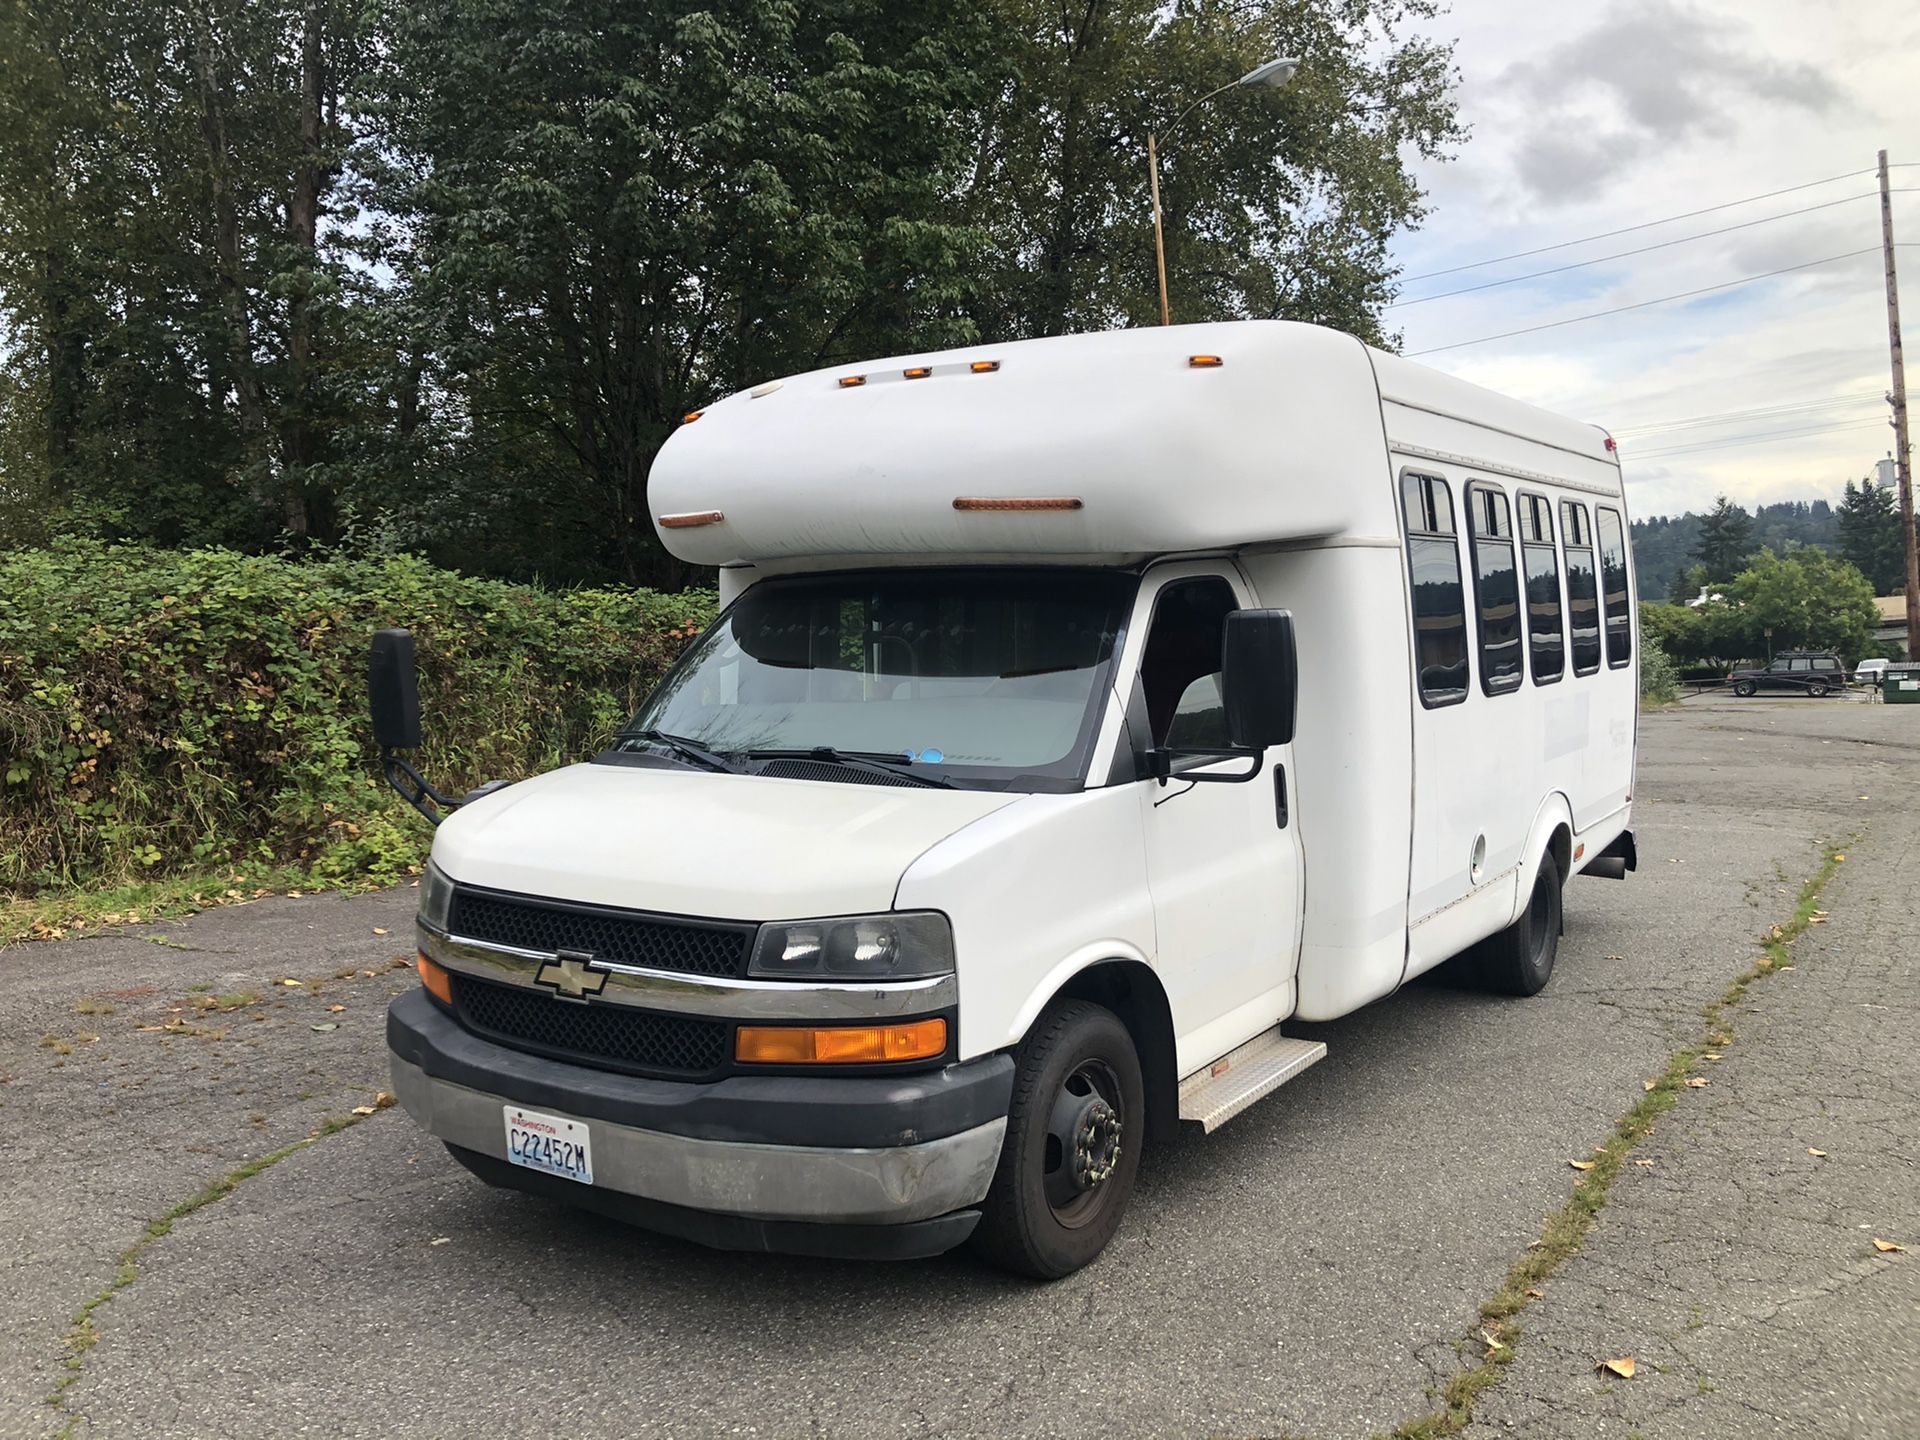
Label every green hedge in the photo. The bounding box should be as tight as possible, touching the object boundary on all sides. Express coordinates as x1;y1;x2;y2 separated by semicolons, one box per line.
0;541;714;895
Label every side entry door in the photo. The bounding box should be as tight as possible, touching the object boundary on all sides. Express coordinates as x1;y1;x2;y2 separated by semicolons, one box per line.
1126;565;1303;1072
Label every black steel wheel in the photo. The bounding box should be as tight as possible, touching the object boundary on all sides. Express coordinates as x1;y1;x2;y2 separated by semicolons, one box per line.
1473;852;1563;996
970;1000;1144;1279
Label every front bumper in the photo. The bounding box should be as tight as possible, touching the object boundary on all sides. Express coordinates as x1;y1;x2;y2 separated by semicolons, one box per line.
387;990;1012;1256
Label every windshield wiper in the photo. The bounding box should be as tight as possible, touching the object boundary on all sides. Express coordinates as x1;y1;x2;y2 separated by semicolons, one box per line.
614;729;741;774
746;747;957;789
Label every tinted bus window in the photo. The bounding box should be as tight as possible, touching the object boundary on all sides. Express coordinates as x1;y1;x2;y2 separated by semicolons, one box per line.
1595;506;1632;666
1518;493;1564;684
1402;473;1468;707
1562;500;1601;675
1466;483;1522;695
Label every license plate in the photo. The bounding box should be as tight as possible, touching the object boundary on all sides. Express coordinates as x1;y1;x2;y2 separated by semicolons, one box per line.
503;1106;593;1186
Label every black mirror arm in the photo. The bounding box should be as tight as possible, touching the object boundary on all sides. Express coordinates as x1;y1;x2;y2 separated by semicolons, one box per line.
381;748;462;826
1145;746;1265;785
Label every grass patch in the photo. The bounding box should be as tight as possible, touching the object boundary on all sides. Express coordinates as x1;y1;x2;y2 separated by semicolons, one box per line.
1383;840;1850;1440
45;1109;377;1425
1;863;364;948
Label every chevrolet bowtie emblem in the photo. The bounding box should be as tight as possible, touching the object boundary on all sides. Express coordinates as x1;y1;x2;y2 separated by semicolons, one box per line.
535;950;609;999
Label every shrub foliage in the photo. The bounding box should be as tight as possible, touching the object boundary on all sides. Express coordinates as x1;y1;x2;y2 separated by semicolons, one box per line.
0;542;712;894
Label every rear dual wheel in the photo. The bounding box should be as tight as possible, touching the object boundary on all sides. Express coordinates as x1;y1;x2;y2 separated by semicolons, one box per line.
970;1000;1144;1279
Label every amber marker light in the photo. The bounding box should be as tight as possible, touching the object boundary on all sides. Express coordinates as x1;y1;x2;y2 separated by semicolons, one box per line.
658;510;725;529
969;359;1000;373
838;374;867;388
682;409;704;423
903;366;932;379
736;1019;947;1065
1188;354;1224;368
952;496;1084;512
417;953;453;1006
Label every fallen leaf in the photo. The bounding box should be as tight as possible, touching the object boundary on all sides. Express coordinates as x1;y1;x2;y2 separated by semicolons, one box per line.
1859;795;1870;801
280;978;303;987
374;1091;395;1109
1634;1159;1655;1168
1605;953;1625;962
1835;854;1846;862
1684;1077;1710;1088
351;1105;376;1116
1569;1160;1596;1171
327;1003;346;1013
1481;1329;1507;1354
1525;1287;1545;1299
1704;1053;1723;1062
1808;1148;1828;1158
1642;1079;1657;1091
1808;911;1829;925
1596;1356;1636;1379
1873;1239;1906;1254
372;927;389;936
430;1236;451;1247
310;1022;338;1032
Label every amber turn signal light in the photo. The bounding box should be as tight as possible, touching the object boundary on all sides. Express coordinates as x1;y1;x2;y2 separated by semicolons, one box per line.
418;953;453;1006
682;409;704;423
736;1018;947;1065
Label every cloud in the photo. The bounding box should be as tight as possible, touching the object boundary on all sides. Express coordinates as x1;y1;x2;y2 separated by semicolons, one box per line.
1496;0;1842;201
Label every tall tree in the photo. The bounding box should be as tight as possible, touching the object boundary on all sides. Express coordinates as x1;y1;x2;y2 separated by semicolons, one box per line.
1691;495;1756;584
1710;547;1879;663
1836;477;1905;595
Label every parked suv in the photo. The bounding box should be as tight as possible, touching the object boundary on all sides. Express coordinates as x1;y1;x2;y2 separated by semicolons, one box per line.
1729;652;1845;697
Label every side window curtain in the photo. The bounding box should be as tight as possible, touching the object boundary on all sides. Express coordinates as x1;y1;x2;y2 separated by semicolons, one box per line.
1595;506;1633;667
1466;483;1522;695
1401;472;1470;707
1519;493;1564;684
1562;501;1601;676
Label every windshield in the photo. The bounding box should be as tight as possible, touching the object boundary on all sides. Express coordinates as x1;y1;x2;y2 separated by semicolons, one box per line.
620;569;1134;790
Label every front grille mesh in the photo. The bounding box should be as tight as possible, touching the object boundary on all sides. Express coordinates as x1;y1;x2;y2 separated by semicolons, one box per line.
447;890;751;978
452;975;729;1078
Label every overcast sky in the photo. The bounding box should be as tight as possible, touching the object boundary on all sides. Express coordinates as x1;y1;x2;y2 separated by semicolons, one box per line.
1386;0;1918;519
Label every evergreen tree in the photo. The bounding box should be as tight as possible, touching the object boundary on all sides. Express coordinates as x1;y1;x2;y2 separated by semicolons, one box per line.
1691;495;1756;583
1836;478;1905;595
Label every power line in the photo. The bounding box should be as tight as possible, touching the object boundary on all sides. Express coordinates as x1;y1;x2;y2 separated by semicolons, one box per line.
1626;418;1887;462
1398;168;1878;283
1612;391;1885;438
1389;192;1920;309
1407;247;1909;357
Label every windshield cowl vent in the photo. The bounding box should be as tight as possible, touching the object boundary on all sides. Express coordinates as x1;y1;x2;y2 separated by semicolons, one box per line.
755;759;926;789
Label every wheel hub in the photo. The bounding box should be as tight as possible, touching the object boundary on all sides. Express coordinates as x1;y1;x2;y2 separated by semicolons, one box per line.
1066;1096;1122;1191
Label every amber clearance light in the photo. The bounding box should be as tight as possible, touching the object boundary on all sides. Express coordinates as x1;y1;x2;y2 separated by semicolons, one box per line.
658;510;725;529
952;496;1084;512
736;1019;947;1065
1187;354;1224;368
417;953;453;1006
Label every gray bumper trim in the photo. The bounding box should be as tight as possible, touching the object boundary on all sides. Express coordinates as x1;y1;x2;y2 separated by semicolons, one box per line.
392;1055;1005;1225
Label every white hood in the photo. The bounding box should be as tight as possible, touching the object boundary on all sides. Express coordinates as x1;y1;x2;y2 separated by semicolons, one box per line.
429;762;1020;921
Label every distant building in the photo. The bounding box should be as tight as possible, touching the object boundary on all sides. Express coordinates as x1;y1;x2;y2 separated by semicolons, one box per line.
1873;595;1910;659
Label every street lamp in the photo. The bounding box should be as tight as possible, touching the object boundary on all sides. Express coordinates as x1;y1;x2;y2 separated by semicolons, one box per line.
1148;57;1300;326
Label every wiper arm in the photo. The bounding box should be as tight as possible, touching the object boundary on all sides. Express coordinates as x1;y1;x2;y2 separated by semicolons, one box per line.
615;729;740;774
746;746;956;789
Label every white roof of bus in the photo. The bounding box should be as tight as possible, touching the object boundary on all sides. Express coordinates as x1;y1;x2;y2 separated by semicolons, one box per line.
648;321;1619;568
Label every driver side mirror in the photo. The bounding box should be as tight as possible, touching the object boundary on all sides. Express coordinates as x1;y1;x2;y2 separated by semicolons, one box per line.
1222;609;1297;750
369;628;423;751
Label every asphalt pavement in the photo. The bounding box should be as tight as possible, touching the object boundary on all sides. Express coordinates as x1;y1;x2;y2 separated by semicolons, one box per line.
2;694;1915;1439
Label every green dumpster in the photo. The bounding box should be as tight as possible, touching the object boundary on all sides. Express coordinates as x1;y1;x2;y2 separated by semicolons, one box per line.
1886;664;1920;704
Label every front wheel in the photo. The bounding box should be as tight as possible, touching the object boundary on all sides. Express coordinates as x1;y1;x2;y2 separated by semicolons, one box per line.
1808;679;1830;698
1475;853;1563;996
1733;679;1756;697
969;1000;1145;1279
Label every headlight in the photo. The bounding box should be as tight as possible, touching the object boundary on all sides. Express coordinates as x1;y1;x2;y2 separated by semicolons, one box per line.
749;912;953;981
418;861;454;932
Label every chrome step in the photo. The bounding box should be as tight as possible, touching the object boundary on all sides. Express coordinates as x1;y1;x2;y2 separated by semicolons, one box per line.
1177;1026;1327;1133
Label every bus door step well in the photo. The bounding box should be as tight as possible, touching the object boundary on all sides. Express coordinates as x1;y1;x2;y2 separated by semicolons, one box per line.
1178;1026;1327;1134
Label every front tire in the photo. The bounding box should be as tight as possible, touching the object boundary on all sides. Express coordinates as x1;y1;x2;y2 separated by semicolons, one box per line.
1476;853;1563;996
970;1000;1145;1279
1733;679;1756;697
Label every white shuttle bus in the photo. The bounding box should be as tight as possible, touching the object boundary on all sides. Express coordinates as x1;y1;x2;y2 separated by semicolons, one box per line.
376;321;1639;1278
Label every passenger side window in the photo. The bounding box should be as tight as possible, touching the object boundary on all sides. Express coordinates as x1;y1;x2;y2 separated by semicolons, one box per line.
1561;500;1601;676
1595;506;1632;667
1518;493;1564;684
1402;472;1469;707
1139;577;1238;750
1466;483;1522;695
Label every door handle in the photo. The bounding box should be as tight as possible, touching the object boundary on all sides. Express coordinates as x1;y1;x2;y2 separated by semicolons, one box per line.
1274;764;1289;829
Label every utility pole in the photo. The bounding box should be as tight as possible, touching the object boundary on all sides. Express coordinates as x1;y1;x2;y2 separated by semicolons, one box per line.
1879;148;1920;657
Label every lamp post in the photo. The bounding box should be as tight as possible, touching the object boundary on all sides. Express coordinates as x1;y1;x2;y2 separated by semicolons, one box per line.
1148;56;1300;326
